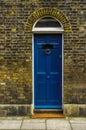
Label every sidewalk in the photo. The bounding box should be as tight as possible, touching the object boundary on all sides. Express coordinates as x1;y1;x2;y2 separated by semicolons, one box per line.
0;117;86;130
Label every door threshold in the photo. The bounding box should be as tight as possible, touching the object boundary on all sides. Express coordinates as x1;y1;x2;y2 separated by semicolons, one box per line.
34;109;63;113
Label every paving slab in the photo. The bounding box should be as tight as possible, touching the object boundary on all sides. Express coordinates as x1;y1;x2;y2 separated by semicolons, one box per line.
71;124;86;130
0;119;22;130
21;119;46;130
0;117;23;120
28;119;45;123
46;119;71;130
70;118;86;123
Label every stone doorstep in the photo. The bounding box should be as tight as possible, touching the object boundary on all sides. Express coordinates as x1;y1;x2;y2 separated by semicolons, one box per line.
32;113;65;118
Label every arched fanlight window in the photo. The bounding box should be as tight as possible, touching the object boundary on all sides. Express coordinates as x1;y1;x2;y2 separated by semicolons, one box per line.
35;17;61;28
33;16;64;32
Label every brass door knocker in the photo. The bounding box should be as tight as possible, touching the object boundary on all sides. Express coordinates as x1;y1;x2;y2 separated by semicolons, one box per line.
45;49;51;54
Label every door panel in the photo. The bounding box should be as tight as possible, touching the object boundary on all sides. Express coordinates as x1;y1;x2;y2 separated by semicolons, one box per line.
34;34;62;109
37;49;46;73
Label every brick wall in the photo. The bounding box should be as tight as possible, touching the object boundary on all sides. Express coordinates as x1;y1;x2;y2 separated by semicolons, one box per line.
0;0;86;115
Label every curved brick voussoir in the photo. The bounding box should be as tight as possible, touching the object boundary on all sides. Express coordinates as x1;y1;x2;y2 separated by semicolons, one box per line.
26;8;72;32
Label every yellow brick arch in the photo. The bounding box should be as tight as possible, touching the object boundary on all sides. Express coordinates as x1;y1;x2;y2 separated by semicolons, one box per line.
26;8;72;32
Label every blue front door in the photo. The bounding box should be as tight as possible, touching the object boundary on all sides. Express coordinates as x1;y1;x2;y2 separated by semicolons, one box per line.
34;34;62;109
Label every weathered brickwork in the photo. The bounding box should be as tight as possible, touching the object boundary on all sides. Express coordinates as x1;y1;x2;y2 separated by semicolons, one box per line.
0;0;86;116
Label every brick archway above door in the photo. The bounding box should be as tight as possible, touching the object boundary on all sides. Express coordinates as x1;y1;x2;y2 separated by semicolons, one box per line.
26;8;72;32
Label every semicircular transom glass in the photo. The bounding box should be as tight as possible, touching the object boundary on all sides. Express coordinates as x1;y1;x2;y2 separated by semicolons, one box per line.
35;17;61;28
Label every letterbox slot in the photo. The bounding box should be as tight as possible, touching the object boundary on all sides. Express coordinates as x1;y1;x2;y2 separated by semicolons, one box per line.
42;44;53;49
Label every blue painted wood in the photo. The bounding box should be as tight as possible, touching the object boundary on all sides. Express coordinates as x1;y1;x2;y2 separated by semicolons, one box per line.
34;34;62;109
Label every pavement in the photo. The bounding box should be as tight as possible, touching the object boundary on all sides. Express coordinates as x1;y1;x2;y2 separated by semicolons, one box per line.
0;117;86;130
